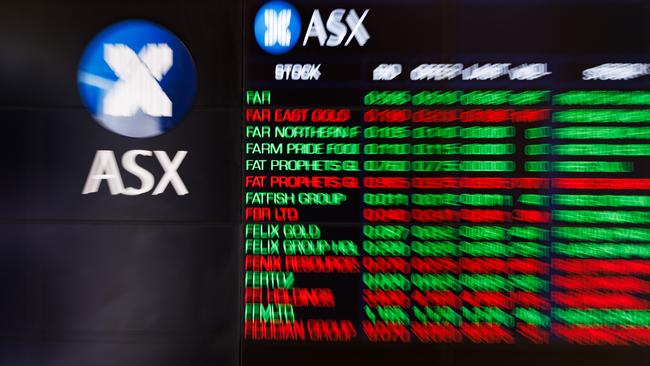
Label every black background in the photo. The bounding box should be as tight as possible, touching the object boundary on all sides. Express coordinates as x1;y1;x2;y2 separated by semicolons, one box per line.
0;0;241;365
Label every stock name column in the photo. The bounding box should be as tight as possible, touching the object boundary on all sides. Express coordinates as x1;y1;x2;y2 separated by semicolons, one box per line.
243;88;362;341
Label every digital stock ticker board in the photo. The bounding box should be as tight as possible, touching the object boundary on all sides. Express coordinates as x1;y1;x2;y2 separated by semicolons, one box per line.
5;0;650;365
242;0;650;355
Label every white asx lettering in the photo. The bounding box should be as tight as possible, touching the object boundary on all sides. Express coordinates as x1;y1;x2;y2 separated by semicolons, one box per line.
82;150;188;195
302;9;370;47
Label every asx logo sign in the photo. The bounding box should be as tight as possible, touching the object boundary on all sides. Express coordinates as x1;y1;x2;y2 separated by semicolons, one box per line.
103;43;173;118
254;1;370;55
77;20;196;138
82;150;188;196
78;21;194;196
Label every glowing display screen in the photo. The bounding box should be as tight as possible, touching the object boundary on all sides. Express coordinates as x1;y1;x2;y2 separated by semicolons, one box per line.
243;0;650;346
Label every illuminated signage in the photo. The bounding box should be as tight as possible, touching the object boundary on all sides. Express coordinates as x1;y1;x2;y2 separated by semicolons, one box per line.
254;1;302;55
77;19;196;138
78;20;195;196
254;1;370;54
82;150;188;196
